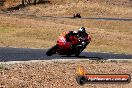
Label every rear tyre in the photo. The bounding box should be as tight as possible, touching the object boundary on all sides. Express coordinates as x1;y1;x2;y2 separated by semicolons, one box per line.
46;45;58;56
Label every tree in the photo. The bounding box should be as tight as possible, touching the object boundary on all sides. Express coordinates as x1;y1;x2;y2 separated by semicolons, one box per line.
22;0;25;6
28;0;31;4
0;0;6;6
34;0;37;5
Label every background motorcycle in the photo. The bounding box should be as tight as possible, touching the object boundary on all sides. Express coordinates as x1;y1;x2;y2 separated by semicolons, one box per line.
46;34;91;57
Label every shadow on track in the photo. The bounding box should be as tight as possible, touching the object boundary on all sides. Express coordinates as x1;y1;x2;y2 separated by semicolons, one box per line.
0;47;132;62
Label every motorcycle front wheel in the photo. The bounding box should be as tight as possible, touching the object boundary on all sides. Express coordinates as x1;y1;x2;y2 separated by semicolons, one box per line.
75;52;80;57
74;46;82;57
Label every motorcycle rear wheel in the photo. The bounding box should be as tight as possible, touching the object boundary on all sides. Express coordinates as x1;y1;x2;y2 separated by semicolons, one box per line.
46;45;58;56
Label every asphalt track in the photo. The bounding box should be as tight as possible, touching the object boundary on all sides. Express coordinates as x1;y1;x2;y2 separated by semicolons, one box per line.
0;47;132;62
0;12;132;21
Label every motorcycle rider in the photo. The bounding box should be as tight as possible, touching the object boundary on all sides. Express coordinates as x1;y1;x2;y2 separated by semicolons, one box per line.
64;27;91;52
46;27;91;56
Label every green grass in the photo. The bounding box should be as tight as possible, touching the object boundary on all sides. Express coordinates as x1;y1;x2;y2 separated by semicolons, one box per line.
0;64;4;69
0;64;9;70
0;27;11;33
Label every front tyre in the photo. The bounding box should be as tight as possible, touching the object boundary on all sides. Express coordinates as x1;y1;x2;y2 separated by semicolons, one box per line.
46;45;58;56
75;47;81;57
75;53;80;57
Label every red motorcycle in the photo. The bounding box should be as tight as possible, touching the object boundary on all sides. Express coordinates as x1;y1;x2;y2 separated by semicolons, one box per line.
46;33;91;57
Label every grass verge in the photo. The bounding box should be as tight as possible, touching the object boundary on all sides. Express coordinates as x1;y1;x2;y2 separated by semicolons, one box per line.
0;15;132;54
1;60;132;88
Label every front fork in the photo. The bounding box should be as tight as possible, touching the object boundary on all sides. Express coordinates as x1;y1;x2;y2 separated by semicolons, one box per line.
76;41;89;53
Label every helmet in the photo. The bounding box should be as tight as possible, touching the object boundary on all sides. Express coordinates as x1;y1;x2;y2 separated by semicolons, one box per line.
78;27;86;33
